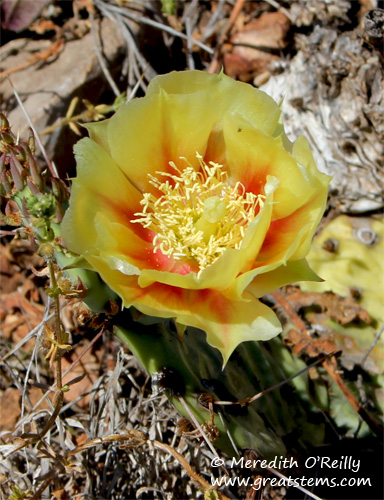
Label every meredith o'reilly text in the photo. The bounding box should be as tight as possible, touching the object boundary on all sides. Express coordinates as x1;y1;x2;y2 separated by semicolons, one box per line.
232;455;361;474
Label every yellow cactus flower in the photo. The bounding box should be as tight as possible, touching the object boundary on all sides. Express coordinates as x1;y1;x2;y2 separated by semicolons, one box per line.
61;71;330;364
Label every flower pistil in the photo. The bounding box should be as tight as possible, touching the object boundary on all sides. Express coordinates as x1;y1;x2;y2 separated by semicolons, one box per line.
131;153;266;270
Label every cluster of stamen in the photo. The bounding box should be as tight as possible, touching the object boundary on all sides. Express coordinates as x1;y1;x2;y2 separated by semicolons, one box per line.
131;153;266;270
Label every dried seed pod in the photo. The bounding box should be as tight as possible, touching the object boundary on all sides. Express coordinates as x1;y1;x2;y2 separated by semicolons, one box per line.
57;276;74;294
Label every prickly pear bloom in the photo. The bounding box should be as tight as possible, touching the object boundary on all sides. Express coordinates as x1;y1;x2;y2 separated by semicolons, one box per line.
61;71;330;364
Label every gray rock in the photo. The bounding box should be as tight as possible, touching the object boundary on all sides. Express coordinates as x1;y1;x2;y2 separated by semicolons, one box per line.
0;17;126;174
261;26;384;213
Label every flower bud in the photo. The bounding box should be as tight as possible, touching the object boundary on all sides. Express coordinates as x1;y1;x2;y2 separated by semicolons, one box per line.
39;242;55;259
0;131;14;145
0;113;9;130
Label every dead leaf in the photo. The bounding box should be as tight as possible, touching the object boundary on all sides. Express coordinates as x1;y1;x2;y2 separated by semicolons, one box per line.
30;18;60;35
0;386;50;433
285;288;372;325
273;289;383;436
223;11;290;81
52;489;67;500
0;388;21;433
284;328;341;357
0;285;45;344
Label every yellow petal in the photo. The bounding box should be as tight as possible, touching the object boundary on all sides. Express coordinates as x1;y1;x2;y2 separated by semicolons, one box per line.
146;70;282;136
84;253;142;305
103;71;283;195
61;138;144;256
223;114;329;220
291;135;330;192
256;187;329;267
93;212;195;277
107;91;220;193
82;240;283;366
126;284;282;366
84;119;111;153
246;259;321;298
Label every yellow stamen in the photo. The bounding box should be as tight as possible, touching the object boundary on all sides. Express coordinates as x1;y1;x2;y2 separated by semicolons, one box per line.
131;153;266;270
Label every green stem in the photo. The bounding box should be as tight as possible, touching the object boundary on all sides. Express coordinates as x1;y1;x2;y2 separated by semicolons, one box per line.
48;259;63;390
